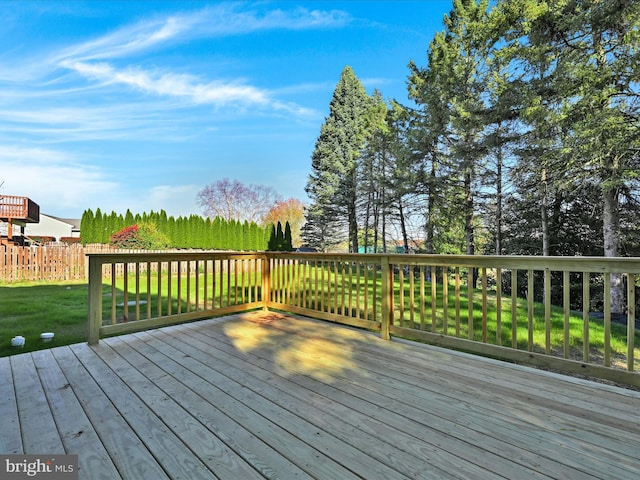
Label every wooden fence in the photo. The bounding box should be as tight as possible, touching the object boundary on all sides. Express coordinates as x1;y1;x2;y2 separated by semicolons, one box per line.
0;244;91;282
0;244;210;283
87;251;640;387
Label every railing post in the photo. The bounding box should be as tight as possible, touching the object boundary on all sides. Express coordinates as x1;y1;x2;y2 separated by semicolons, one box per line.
262;253;270;311
380;256;391;340
87;255;103;345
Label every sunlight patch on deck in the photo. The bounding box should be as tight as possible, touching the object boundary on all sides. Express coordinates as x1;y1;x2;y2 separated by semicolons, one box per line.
222;311;364;382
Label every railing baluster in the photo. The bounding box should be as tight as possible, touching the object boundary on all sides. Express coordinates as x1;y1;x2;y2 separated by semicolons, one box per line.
527;269;534;352
455;267;461;336
583;271;590;362
496;268;502;346
355;262;361;319
227;258;232;307
511;269;518;348
563;271;570;359
195;260;200;310
123;263;129;322
604;272;611;367
348;261;353;317
468;268;474;341
335;260;340;314
363;263;369;321
167;261;172;316
111;264;117;325
443;267;449;336
341;261;346;316
431;266;437;332
628;273;635;371
544;269;551;354
135;263;141;321
146;262;152;319
203;260;208;310
399;265;405;327
482;267;487;343
157;262;162;317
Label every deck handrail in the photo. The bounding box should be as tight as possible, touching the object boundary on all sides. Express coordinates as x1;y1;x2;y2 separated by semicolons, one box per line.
0;195;40;222
87;251;640;386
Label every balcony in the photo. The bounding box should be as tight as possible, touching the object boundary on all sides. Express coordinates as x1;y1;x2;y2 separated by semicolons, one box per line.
0;195;40;223
0;195;40;244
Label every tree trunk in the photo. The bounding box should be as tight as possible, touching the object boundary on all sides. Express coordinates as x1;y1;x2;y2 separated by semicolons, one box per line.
398;200;409;254
464;164;477;288
603;184;624;314
495;144;503;255
348;199;358;253
540;168;550;257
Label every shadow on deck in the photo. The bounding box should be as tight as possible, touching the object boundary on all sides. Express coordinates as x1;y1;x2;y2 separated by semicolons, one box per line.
2;311;639;479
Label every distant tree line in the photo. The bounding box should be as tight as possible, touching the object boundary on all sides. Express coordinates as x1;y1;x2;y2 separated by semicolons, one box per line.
80;208;293;251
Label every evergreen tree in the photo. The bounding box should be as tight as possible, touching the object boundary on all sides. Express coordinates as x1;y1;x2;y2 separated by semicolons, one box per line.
275;221;284;251
212;217;221;249
80;209;94;245
241;221;249;251
124;209;134;227
268;224;277;251
284;221;293;251
306;66;372;252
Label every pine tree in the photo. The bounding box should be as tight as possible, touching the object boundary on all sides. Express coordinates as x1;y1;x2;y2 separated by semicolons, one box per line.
284;222;293;251
306;66;372;252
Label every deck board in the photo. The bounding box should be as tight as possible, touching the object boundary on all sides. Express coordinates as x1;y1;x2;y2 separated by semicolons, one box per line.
0;356;22;454
2;311;640;480
30;349;122;479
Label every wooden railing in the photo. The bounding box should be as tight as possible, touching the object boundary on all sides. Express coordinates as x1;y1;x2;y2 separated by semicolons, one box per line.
0;195;39;222
87;252;640;386
87;252;264;344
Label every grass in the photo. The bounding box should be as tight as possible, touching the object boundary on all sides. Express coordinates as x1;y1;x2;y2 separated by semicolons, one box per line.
0;272;259;357
0;281;90;357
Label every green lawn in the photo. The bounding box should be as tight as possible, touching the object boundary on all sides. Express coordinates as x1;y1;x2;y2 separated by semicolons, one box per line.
0;281;89;357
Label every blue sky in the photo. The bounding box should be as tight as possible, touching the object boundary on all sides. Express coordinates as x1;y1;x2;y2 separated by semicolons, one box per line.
0;1;453;219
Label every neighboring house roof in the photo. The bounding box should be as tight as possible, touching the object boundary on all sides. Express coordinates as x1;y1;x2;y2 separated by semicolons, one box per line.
48;215;81;231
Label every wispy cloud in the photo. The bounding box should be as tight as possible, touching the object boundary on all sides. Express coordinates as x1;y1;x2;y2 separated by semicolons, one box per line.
0;145;117;210
53;5;351;63
42;4;340;118
63;61;271;106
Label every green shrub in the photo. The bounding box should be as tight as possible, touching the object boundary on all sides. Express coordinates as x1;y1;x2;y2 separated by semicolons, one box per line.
110;223;169;249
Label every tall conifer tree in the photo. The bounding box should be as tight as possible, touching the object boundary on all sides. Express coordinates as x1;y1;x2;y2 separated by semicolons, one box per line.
306;66;371;252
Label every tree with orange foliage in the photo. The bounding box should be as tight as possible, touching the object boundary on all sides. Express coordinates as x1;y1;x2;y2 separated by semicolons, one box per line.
262;198;305;248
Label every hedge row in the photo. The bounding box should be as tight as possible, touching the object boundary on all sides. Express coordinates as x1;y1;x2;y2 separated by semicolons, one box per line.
80;208;292;251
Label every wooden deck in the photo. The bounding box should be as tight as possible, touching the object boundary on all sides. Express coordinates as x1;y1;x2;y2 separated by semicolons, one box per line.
2;312;639;479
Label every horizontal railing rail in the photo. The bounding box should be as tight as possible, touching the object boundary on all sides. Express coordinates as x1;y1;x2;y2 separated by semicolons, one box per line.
87;252;640;386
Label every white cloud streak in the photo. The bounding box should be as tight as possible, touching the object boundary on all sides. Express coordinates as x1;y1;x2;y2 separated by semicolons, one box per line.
40;4;339;119
0;145;117;212
63;61;270;106
54;5;350;62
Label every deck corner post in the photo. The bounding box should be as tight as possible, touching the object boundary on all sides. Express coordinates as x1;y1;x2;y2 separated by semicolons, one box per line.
262;253;270;311
380;255;392;340
87;255;103;345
